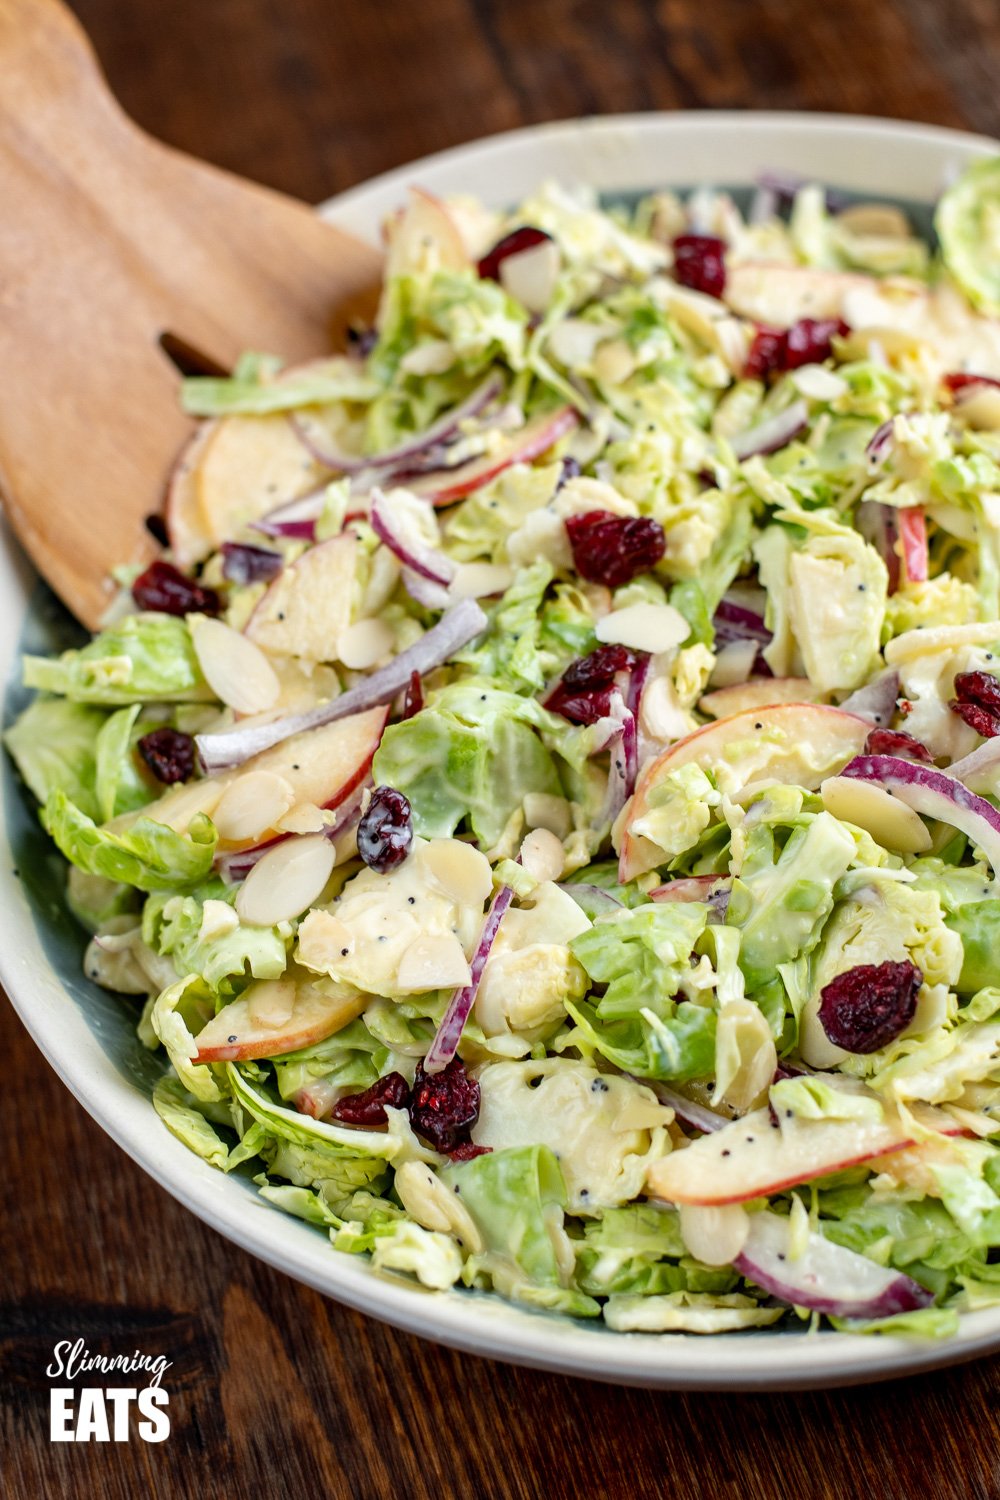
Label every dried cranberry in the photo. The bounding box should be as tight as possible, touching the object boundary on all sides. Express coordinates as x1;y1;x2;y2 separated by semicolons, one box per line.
357;786;413;872
477;226;553;283
744;327;787;381
818;960;922;1054
137;727;196;784
864;727;934;764
410;1057;481;1153
561;642;637;692
132;560;220;617
951;671;1000;738
402;670;424;720
784;317;849;369
220;542;282;585
744;318;849;380
546;643;640;725
672;233;726;299
331;1072;411;1126
448;1142;492;1162
565;510;666;588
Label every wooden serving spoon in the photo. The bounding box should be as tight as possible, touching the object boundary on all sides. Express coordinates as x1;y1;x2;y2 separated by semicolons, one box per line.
0;0;382;629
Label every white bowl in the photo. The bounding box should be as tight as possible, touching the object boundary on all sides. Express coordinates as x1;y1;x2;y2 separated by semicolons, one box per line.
4;111;1000;1390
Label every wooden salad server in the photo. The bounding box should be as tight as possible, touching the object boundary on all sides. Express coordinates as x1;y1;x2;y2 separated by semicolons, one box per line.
0;0;382;629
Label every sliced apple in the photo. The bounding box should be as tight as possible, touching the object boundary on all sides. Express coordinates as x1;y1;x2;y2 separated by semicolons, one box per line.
244;704;387;812
724;262;876;325
196;412;325;547
165;420;217;568
619;702;869;881
698;676;819;720
646;1097;961;1206
409;406;579;507
900;506;929;583
194;978;367;1062
382;188;470;281
245;532;357;661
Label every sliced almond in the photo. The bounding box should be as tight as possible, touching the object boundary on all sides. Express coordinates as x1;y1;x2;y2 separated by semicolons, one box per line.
499;238;560;315
277;801;327;835
954;386;1000;431
523;792;573;840
792;365;848;402
519;827;565;883
678;1203;750;1266
821;775;932;854
190;615;281;714
246;977;297;1028
449;562;514;599
396;933;473;993
198;899;239;943
337;617;395;670
415;838;493;907
213;770;296;843
596;602;690;655
235;834;337;926
296;909;356;969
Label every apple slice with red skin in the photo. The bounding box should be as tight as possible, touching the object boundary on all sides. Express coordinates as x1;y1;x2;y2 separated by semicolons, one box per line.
698;677;819;721
245;532;357;662
408;406;579;507
194;981;367;1063
900;506;928;583
215;705;387;857
164;421;217;568
647;1097;963;1206
619;701;870;881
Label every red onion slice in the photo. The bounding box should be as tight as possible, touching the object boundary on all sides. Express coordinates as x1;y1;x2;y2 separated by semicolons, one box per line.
865;417;895;463
730;399;809;461
841;753;1000;873
839;669;900;727
423;885;514;1075
251;488;327;540
290;373;503;474
196;599;488;772
370;488;455;586
856;500;901;593
947;738;1000;792
734;1209;932;1319
713;598;771;646
402;568;452;611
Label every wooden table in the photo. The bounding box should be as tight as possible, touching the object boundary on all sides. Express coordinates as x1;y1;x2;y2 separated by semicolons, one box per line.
5;1;1000;1494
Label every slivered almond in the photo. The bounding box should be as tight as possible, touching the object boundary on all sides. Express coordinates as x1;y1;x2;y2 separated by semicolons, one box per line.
449;562;514;599
213;770;296;842
246;977;297;1028
190;615;281;714
396;933;472;993
235;834;336;926
519;827;565;882
338;617;395;670
596;602;690;655
415;839;493;907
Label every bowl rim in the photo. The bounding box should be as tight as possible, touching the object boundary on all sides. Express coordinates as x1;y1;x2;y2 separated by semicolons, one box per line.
4;109;1000;1391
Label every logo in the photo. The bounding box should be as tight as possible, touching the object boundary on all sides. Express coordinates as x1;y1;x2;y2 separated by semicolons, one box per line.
47;1339;172;1443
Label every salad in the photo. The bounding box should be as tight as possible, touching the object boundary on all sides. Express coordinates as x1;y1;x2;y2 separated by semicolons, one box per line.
10;159;1000;1339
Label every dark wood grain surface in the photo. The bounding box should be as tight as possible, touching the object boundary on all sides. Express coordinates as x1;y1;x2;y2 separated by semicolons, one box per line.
6;1;1000;1495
